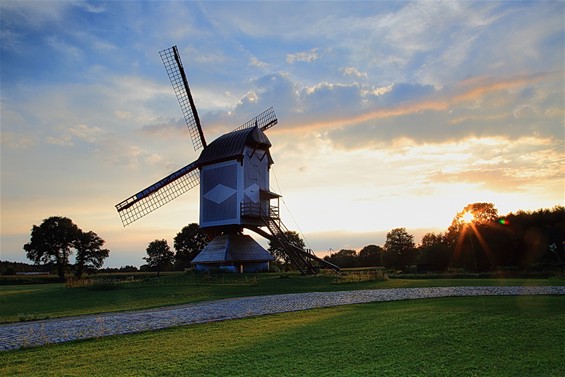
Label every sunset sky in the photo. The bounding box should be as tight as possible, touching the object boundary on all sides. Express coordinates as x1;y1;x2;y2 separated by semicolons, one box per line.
1;1;563;267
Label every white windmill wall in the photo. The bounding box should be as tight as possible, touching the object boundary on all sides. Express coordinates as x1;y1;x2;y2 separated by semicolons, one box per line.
199;146;272;229
200;160;244;228
243;146;269;204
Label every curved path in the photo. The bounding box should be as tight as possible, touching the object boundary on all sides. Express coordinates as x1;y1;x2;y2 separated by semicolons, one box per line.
1;285;563;351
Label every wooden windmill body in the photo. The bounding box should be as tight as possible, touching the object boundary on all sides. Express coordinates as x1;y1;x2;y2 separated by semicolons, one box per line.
115;46;339;274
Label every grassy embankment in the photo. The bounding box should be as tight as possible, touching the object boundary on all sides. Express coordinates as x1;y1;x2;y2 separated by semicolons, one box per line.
1;271;563;323
1;295;564;376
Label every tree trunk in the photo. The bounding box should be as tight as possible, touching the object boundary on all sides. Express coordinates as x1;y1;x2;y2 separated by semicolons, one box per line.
75;263;84;279
56;251;67;281
57;262;66;281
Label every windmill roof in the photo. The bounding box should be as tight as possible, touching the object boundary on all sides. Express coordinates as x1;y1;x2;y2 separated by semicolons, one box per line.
191;233;274;264
196;126;273;167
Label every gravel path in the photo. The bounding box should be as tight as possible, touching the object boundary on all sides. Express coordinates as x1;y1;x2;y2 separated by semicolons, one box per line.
1;285;563;351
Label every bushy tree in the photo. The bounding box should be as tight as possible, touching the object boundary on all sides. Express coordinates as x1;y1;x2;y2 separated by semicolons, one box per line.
144;239;174;276
74;231;110;278
358;244;383;267
23;216;81;280
324;249;357;268
448;202;498;240
383;228;416;270
174;223;208;270
446;203;499;271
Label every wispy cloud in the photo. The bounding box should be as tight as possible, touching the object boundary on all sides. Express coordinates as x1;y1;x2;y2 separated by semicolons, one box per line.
341;67;367;79
287;48;320;63
45;35;83;60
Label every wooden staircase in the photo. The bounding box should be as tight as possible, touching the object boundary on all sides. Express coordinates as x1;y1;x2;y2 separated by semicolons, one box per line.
244;205;340;275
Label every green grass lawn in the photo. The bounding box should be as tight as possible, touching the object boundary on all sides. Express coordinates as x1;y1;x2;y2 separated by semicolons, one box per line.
1;272;563;323
1;295;563;376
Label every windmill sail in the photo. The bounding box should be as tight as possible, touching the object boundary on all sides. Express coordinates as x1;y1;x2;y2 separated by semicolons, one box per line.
159;46;207;151
232;106;278;133
115;161;200;226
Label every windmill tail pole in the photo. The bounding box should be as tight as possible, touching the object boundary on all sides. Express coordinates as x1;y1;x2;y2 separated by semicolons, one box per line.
287;243;341;273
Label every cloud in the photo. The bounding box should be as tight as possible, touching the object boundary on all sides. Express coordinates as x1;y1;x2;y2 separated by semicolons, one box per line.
264;71;562;149
370;84;394;96
287;48;320;63
140;118;186;138
74;1;106;14
250;56;270;70
341;67;367;79
0;1;70;27
0;131;35;149
68;124;103;143
46;134;74;146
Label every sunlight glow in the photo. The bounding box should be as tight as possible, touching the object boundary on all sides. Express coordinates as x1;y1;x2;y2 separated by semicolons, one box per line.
461;211;475;223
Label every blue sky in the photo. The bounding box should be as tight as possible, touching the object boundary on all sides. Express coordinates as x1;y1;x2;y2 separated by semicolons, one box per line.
1;1;563;267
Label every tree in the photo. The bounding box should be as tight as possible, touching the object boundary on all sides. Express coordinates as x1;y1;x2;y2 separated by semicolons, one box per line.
502;205;565;270
268;231;306;268
447;203;499;272
173;223;208;270
144;239;174;276
448;202;498;238
418;232;451;272
324;249;357;268
23;216;81;280
74;231;110;278
383;228;416;270
358;245;383;267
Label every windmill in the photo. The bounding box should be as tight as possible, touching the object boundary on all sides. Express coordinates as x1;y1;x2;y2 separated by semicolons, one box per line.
115;46;339;274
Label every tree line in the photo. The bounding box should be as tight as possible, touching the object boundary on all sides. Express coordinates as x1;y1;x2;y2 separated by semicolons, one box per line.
323;203;565;272
10;203;564;278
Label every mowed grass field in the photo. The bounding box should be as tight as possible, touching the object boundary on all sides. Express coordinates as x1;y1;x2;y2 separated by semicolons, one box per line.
1;295;564;376
1;272;563;323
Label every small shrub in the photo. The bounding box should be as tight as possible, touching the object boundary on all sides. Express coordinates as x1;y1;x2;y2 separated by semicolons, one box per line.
333;269;388;284
88;278;121;290
65;277;92;288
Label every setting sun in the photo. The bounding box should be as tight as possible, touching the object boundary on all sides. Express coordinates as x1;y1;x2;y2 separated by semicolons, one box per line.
461;211;475;223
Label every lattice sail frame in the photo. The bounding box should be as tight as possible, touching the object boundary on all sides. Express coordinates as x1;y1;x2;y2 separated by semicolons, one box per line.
159;46;206;151
233;106;278;132
116;162;199;226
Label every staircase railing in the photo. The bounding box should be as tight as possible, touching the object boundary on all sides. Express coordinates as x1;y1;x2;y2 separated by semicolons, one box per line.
253;207;340;275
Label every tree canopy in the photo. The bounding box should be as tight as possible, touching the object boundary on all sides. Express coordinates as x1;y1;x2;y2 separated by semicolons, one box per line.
173;223;208;270
268;230;306;267
383;228;416;270
324;249;357;268
145;239;175;276
74;231;110;278
448;202;499;238
358;245;383;267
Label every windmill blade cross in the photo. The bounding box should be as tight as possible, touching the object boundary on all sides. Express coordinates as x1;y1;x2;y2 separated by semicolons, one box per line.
115;161;200;226
232;106;278;133
159;46;207;151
